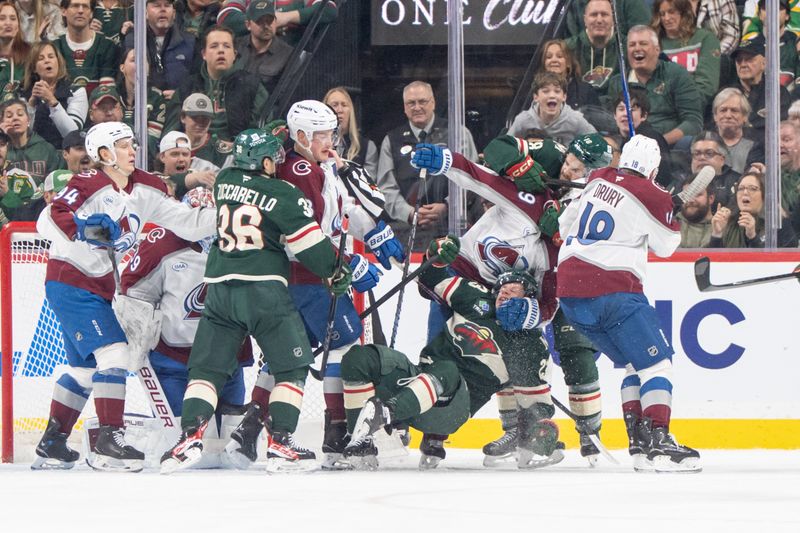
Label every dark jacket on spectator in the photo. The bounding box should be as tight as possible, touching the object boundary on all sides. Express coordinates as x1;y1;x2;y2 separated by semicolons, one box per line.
21;79;85;149
174;0;220;39
565;32;621;95
234;34;292;93
124;25;195;91
727;78;791;135
566;75;601;110
709;165;741;209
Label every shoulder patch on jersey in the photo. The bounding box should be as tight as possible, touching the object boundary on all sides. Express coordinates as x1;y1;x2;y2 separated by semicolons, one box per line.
472;299;491;316
146;227;167;243
292;159;312;176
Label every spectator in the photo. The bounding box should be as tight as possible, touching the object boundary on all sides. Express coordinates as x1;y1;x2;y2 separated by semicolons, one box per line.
117;47;166;153
779;120;800;235
86;83;122;127
564;0;650;41
1;98;61;184
376;80;478;251
692;0;740;56
175;0;219;39
323;85;377;178
164;25;268;142
651;0;721;108
123;0;195;93
729;34;791;135
789;99;800;129
53;0;119;95
92;0;132;45
15;0;66;43
741;0;796;89
711;87;762;173
613;87;672;187
22;41;87;149
233;0;291;93
536;39;600;110
677;175;715;247
709;170;798;247
273;0;337;47
158;129;215;198
0;1;31;99
42;168;71;204
180;92;232;170
0;166;43;225
565;0;623;95
60;129;91;172
508;72;596;146
691;130;740;208
606;25;703;145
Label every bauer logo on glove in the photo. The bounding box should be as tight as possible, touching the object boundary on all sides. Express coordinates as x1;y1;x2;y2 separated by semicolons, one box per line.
364;220;405;269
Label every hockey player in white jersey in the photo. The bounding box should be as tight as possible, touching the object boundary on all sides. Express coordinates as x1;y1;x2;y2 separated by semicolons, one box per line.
32;122;216;472
557;134;701;473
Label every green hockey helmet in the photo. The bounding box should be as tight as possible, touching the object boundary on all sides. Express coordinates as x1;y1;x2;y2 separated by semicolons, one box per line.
233;129;285;171
492;269;538;298
569;133;613;169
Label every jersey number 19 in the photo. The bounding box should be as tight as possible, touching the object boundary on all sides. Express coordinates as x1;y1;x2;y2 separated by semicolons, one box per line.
566;201;615;245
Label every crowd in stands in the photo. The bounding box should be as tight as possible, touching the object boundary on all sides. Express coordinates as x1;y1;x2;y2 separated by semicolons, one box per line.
0;0;798;249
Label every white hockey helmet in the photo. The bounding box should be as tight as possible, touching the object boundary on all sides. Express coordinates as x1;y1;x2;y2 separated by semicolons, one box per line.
286;100;338;143
85;121;136;165
618;134;661;180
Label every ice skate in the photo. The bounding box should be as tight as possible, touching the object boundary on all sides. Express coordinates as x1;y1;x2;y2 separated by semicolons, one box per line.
343;435;379;471
160;418;209;475
266;430;317;473
517;419;564;470
31;417;80;470
350;397;393;446
482;426;519;467
88;426;145;472
418;434;446;470
625;412;655;473
224;402;265;470
321;411;353;470
579;432;600;467
648;427;702;473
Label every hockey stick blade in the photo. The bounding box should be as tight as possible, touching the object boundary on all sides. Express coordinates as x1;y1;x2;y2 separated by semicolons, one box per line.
694;256;800;292
673;165;715;208
551;396;618;465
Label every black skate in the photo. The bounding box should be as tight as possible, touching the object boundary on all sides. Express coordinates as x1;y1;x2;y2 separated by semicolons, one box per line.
579;432;600;466
482;426;519;467
419;434;447;470
322;411;352;470
88;426;145;472
343;434;379;471
266;430;317;473
224;403;265;470
160;418;209;475
31;417;79;470
624;412;654;472
647;427;702;473
350;397;393;446
517;419;564;470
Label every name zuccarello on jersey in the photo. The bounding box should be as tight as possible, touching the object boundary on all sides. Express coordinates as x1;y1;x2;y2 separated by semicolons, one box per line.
592;182;626;208
216;182;278;211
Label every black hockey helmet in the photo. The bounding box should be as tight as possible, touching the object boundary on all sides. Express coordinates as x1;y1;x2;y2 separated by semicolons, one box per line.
492;269;537;298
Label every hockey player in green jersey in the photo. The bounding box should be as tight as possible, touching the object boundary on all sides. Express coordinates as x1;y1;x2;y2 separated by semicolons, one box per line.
340;236;562;471
160;129;352;474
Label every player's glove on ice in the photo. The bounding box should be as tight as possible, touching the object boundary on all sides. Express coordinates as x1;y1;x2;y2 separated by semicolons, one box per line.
411;143;452;175
74;213;121;248
349;254;381;293
329;262;352;296
497;297;540;331
427;235;460;265
365;220;405;269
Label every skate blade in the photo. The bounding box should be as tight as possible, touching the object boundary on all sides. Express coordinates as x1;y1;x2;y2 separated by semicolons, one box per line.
632;453;655;473
418;454;443;470
653;455;703;474
518;448;565;470
587;433;619;465
223;440;256;470
31;456;77;471
348;454;379;471
266;457;318;474
583;454;599;468
482;452;518;468
321;453;355;471
349;402;377;446
160;446;203;475
87;454;143;473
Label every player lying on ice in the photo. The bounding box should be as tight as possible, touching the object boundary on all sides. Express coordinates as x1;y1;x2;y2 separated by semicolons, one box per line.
340;235;562;471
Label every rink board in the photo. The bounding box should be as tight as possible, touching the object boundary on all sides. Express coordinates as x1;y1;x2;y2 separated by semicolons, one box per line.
376;250;800;449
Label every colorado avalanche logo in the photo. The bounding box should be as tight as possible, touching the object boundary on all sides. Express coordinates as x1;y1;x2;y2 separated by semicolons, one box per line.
476;236;529;278
146;227;166;243
293;160;312;176
452;322;500;357
119;212;142;235
183;282;208;319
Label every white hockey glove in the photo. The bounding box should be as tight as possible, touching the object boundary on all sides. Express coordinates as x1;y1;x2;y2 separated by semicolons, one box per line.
112;294;163;372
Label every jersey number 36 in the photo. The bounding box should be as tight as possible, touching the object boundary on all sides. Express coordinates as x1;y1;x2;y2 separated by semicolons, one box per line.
217;204;265;252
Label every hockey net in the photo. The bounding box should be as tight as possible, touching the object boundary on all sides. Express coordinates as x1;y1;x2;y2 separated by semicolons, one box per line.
1;223;328;463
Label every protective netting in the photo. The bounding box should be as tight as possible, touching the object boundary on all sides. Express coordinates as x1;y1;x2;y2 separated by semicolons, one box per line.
1;229;326;462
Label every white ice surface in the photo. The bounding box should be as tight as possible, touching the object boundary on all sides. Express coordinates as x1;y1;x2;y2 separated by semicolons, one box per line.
1;450;798;533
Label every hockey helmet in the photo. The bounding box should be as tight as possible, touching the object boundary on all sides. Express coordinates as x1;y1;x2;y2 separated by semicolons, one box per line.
618;134;661;180
492;269;537;298
233;129;285;171
286;100;338;143
85;121;137;165
569;133;612;170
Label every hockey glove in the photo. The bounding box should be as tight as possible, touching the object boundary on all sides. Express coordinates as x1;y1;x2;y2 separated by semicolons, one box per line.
349;254;381;293
365;220;405;269
74;213;121;248
329;262;352;297
483;135;548;194
427;235;460;265
411;143;453;176
507;157;548;194
497;297;541;332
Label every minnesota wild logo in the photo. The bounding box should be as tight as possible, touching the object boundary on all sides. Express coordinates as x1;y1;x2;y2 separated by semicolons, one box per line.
452;322;500;357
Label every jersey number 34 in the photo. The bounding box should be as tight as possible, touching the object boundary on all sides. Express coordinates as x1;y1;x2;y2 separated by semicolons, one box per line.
566;201;615;245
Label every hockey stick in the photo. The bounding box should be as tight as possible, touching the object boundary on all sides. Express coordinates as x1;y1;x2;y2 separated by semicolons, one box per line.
390;168;427;348
610;0;635;138
311;215;351;381
551;395;619;465
694;256;800;292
